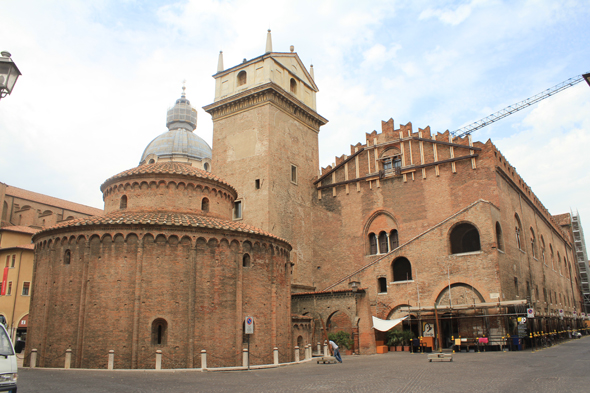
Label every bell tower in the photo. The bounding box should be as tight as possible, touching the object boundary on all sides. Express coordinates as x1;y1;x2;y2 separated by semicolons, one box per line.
204;30;328;291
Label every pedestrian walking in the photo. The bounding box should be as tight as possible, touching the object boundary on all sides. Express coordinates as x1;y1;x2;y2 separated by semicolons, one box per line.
329;340;342;363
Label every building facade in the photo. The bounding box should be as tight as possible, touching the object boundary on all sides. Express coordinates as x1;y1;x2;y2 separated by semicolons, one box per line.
24;32;587;368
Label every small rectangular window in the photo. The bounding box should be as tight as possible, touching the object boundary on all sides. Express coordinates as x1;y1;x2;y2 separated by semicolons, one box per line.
233;201;242;220
513;277;518;297
255;179;260;189
11;255;15;268
22;282;30;296
291;164;297;184
4;256;8;268
7;282;12;296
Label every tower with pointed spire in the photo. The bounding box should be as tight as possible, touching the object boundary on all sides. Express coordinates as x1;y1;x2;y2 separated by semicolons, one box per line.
204;31;328;292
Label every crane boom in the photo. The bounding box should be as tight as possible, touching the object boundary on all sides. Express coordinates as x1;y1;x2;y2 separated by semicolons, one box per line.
452;72;590;139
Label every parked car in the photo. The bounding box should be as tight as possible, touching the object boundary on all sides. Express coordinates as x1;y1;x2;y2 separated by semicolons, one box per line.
0;324;17;392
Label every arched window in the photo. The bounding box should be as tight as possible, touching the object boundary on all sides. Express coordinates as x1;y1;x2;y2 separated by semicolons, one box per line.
380;148;402;173
557;252;561;275
541;236;546;264
148;159;155;164
290;78;297;94
530;228;536;258
392;257;412;282
495;222;504;251
378;231;388;254
389;229;399;250
64;250;71;265
514;214;522;250
378;277;387;293
204;162;210;172
237;71;247;86
201;197;209;212
243;253;251;268
151;318;167;345
368;233;377;255
1;202;7;222
550;244;554;269
120;195;127;210
450;223;481;254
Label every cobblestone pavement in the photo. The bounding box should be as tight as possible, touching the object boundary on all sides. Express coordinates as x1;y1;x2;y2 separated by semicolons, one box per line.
19;337;590;392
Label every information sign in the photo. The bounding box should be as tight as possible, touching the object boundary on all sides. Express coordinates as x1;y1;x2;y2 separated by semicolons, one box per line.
245;316;254;334
527;308;534;318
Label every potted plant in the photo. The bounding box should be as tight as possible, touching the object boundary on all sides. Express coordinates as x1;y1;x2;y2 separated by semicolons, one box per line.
386;330;402;351
401;330;415;352
328;331;353;355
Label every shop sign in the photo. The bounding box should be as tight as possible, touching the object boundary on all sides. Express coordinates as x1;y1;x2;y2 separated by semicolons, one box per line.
422;322;435;337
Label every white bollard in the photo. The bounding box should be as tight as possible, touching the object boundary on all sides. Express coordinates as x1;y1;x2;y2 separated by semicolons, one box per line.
294;346;300;362
108;349;114;370
273;347;279;365
30;349;37;368
324;342;328;357
242;348;248;368
155;350;162;370
305;344;310;360
201;349;207;371
317;342;321;355
64;348;72;369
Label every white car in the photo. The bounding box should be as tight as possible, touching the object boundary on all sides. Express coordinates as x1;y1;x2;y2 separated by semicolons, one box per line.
0;325;17;392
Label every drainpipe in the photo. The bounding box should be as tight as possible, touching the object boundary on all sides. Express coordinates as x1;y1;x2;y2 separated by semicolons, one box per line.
9;249;23;341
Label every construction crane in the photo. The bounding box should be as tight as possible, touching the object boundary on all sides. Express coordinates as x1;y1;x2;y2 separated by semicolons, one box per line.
452;72;590;140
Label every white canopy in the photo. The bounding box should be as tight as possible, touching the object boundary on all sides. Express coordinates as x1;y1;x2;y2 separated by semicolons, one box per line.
372;315;408;332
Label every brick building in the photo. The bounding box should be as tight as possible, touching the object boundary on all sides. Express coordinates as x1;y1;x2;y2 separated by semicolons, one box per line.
25;32;587;368
0;182;102;343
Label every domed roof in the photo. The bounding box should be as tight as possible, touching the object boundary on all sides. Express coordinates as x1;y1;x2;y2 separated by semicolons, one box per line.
139;86;212;165
101;162;235;193
140;129;212;164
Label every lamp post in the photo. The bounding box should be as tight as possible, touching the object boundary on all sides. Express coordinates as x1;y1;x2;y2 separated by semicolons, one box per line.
0;51;21;100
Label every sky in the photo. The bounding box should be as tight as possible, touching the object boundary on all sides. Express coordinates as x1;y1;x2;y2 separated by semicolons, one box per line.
1;0;589;226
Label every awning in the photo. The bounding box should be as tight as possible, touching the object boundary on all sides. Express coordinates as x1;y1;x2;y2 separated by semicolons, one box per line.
372;316;408;332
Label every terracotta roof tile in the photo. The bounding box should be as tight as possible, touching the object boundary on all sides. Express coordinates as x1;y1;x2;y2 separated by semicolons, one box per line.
0;244;34;251
100;162;237;195
0;225;39;235
33;210;291;248
5;185;103;216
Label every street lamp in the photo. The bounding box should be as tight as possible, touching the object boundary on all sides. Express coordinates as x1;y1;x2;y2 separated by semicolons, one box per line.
0;51;21;100
584;73;590;88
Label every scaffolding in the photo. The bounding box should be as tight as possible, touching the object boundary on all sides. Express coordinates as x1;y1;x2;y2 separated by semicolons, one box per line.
571;211;590;313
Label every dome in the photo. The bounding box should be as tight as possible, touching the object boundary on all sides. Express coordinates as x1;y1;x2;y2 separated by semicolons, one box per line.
139;86;212;167
140;129;212;164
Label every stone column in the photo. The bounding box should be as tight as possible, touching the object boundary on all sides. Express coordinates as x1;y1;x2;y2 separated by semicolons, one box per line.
155;350;162;370
107;350;114;370
64;348;72;369
200;350;207;371
30;349;37;368
242;348;248;368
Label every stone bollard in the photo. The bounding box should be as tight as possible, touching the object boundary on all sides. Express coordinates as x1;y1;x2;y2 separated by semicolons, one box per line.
317;342;321;355
323;342;328;357
273;347;279;365
306;344;310;360
242;348;248;368
155;350;162;370
201;349;207;371
294;346;300;362
108;350;114;370
30;349;38;368
64;348;72;369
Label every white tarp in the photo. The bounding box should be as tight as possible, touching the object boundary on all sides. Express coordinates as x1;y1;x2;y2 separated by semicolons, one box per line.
372;315;408;332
